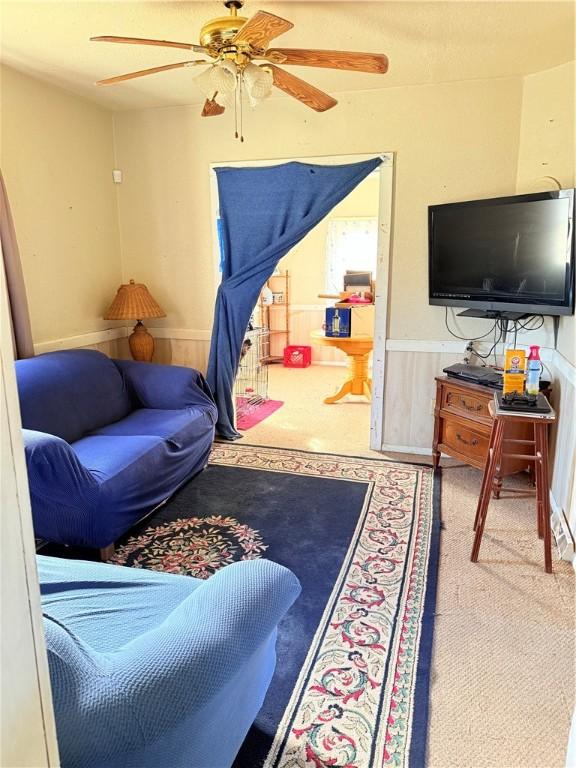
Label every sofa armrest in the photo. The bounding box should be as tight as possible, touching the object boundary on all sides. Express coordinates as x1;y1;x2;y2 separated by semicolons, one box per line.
111;559;301;736
23;430;99;544
113;359;216;413
46;559;300;766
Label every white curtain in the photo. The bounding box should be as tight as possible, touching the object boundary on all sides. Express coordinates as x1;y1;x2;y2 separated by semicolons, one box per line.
325;217;378;295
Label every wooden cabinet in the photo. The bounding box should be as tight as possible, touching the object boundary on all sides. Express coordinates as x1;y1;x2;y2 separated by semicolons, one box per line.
433;376;537;495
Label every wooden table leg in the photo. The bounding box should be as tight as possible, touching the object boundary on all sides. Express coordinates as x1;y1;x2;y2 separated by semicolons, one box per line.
324;379;353;404
535;422;553;574
100;543;115;561
474;419;498;531
323;352;371;404
492;421;505;498
471;417;505;562
534;427;544;541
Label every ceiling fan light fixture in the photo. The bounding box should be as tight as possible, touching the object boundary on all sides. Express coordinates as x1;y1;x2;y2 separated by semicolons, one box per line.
243;62;273;105
214;89;235;108
213;58;238;91
194;65;216;96
194;59;238;100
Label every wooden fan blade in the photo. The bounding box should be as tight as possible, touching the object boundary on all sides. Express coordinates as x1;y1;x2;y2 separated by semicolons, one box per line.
96;60;208;86
265;48;389;74
268;65;337;112
231;11;293;50
90;36;207;54
202;96;225;117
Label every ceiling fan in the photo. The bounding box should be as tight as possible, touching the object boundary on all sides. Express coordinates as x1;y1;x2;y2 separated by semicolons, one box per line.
91;0;389;139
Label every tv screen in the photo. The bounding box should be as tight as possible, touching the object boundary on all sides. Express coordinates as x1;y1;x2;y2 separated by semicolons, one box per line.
429;190;575;316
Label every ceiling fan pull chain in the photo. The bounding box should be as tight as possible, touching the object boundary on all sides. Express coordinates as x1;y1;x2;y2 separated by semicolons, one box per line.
239;75;244;143
234;75;239;140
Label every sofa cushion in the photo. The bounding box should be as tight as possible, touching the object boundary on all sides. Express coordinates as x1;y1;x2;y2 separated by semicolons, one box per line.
91;407;213;446
16;350;132;444
70;432;214;546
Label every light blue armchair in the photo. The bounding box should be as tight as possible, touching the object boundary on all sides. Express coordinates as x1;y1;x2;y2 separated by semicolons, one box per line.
38;555;301;768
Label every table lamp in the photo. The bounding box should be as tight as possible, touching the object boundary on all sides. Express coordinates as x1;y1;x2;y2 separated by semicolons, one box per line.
104;279;166;362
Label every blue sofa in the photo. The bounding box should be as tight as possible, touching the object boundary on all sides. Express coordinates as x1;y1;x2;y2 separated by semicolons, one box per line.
39;554;301;768
15;350;217;549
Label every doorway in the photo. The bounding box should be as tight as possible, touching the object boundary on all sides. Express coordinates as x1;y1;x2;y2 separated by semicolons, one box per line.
209;153;394;451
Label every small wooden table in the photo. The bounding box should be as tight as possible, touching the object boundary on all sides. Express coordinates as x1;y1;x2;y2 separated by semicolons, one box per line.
310;330;373;404
471;399;556;573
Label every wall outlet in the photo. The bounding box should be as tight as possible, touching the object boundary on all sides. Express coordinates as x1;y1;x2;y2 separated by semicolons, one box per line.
430;398;436;415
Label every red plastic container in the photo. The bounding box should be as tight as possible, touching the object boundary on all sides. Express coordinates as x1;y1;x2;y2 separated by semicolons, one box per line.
283;345;312;368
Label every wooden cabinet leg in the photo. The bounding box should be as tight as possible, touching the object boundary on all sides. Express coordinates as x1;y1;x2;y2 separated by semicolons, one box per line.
432;384;442;469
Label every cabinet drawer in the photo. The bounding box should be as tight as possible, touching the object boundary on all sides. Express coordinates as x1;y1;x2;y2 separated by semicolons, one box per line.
442;387;491;421
443;422;489;462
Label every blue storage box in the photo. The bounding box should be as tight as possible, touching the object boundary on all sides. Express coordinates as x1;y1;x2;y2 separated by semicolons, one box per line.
325;307;351;337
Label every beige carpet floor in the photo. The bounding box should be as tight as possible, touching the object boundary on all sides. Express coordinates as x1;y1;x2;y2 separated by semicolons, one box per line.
239;364;575;767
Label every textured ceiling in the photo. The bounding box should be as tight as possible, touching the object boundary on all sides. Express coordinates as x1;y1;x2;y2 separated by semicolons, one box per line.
1;1;574;111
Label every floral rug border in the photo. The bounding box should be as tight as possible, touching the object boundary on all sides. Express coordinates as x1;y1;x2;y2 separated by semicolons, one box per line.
210;444;440;768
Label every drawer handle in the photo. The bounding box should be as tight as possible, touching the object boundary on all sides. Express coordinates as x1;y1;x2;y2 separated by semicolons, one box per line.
456;432;479;447
460;397;483;412
446;392;484;412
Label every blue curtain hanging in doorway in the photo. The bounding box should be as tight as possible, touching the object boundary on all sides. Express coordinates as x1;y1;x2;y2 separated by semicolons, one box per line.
207;157;383;439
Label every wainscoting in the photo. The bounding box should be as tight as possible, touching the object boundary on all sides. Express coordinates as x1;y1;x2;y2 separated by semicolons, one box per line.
33;326;575;563
547;353;576;561
34;328;131;359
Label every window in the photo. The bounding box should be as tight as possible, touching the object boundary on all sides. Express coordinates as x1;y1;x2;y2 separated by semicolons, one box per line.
325;217;378;295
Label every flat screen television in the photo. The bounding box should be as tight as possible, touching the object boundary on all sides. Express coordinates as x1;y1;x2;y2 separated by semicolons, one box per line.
428;189;575;316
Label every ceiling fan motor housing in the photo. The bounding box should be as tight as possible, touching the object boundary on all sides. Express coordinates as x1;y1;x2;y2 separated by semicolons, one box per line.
200;14;248;53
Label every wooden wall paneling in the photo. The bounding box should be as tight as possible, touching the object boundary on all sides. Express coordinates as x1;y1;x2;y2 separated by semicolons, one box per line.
1;267;59;767
549;362;576;529
152;338;210;373
382;350;464;450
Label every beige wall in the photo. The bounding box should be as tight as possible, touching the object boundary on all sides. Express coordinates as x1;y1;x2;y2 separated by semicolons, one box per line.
0;65;122;344
516;61;575;366
113;76;523;339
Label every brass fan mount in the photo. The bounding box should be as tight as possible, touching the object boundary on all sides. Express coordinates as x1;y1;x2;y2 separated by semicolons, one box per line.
200;2;265;64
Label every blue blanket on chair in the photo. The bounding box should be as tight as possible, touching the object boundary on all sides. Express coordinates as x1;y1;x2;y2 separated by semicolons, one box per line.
39;555;301;768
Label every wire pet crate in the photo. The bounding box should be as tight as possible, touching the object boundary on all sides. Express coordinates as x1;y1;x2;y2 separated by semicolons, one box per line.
235;327;270;419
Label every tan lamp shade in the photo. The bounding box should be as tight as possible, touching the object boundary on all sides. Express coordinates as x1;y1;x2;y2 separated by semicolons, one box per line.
104;279;166;362
104;279;166;321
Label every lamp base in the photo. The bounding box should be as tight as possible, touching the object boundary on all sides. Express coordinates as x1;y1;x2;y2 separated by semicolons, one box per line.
129;321;154;362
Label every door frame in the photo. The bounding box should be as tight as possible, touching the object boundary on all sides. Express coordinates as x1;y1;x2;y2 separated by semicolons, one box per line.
209;152;395;451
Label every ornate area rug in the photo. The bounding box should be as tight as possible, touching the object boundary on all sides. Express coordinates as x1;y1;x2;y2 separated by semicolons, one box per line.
110;444;441;768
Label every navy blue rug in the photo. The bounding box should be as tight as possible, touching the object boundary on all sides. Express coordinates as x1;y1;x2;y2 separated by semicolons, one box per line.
110;444;441;768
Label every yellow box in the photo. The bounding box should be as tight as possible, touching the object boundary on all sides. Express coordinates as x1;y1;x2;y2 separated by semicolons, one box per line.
503;349;526;395
350;305;375;336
